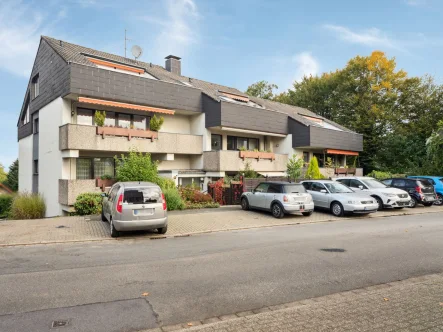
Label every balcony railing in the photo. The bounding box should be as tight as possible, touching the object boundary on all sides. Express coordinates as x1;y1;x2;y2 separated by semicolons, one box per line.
59;179;100;206
59;124;203;154
204;150;287;172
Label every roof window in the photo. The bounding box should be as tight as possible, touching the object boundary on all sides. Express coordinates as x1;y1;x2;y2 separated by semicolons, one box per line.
84;55;157;80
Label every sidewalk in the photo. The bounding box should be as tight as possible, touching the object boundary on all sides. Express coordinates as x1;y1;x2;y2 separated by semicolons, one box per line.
150;273;443;332
0;205;442;246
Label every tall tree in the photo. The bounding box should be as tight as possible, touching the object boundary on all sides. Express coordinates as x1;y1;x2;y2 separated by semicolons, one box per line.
245;81;278;99
276;51;440;173
4;159;18;191
0;163;7;184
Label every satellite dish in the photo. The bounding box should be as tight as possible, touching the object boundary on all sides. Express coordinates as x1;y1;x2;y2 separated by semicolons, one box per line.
131;45;143;59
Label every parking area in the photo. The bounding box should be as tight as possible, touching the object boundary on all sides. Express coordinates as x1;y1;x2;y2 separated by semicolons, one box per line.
0;205;442;246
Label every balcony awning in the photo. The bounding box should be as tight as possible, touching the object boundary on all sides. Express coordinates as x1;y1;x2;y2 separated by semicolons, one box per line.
326;149;359;156
78;97;175;115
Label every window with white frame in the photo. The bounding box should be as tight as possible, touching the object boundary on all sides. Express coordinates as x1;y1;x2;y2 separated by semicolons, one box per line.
32;74;39;99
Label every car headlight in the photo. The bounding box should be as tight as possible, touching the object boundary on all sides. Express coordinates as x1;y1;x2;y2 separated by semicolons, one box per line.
382;193;397;197
348;200;359;204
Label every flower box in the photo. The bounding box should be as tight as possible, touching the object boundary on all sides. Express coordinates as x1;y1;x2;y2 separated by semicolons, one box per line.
239;151;275;161
96;178;117;191
96;126;158;141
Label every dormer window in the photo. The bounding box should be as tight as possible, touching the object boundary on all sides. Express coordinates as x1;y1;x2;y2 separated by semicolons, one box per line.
301;114;342;131
83;54;157;80
219;91;249;103
32;74;39;99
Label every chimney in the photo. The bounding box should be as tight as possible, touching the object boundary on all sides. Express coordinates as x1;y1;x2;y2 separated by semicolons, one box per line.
165;55;181;76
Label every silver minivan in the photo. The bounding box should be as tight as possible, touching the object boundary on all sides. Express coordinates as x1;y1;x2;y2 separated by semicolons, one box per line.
101;182;168;237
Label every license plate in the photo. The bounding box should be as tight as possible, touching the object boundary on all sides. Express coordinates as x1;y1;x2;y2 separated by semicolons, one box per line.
134;209;154;216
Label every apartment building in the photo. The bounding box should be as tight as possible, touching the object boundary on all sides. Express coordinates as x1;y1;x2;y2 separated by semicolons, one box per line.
17;36;363;217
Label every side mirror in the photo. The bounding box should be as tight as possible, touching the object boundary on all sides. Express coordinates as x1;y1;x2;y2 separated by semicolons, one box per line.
320;189;327;193
358;185;364;190
252;189;255;194
101;193;108;197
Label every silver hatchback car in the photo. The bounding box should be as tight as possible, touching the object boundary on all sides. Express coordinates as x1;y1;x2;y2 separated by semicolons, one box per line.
101;182;168;237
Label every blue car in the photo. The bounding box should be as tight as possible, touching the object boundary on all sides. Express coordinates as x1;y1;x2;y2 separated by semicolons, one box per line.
408;176;443;206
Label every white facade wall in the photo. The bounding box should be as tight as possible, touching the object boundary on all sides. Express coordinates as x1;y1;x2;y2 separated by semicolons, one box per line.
160;114;191;134
272;134;292;155
18;135;33;193
38;97;71;217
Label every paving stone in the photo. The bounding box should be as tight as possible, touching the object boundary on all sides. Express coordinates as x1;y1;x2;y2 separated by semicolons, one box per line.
170;273;443;332
235;311;254;317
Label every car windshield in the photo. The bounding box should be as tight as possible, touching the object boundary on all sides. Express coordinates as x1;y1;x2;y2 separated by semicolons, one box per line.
361;179;387;189
283;184;307;194
324;182;353;193
124;187;161;204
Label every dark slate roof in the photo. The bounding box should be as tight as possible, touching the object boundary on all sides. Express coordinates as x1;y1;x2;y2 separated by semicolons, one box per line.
42;36;356;134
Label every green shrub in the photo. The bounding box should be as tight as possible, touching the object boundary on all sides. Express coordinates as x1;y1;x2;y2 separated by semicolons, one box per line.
100;174;113;180
287;154;304;179
115;150;160;184
149;114;164;131
10;193;46;219
0;194;13;218
163;188;185;211
158;177;176;190
74;192;103;216
305;157;324;179
366;170;392;180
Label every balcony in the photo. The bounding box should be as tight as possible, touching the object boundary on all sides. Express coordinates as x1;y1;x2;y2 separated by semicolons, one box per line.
59;179;101;206
59;124;203;154
204;151;288;172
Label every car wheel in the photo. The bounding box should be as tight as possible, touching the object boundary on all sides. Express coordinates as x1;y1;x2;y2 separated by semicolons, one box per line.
331;202;344;217
110;218;119;238
423;202;433;207
241;198;249;211
271;203;284;219
374;197;384;211
409;197;418;208
434;194;443;206
302;211;313;217
101;207;107;222
158;226;168;234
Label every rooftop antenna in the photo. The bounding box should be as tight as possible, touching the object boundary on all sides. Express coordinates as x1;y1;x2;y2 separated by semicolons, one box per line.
124;29;132;58
131;45;143;60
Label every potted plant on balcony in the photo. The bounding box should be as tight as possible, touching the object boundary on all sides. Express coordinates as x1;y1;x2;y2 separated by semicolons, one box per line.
94;110;106;127
150;114;164;132
96;174;117;191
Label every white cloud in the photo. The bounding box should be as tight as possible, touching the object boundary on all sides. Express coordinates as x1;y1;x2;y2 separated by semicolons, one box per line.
0;0;48;77
323;24;401;50
293;52;319;82
141;0;200;58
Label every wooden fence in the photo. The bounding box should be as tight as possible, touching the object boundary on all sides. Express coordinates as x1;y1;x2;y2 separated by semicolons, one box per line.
208;176;302;205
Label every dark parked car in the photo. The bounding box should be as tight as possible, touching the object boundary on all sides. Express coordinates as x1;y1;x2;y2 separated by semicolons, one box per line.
381;178;436;208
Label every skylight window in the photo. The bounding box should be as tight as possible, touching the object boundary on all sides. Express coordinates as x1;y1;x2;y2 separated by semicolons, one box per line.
84;55;157;80
301;114;342;131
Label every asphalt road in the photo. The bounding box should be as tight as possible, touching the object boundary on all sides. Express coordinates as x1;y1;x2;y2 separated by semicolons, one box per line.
1;213;442;332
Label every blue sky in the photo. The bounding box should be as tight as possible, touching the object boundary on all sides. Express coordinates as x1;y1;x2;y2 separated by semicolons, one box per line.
0;0;442;168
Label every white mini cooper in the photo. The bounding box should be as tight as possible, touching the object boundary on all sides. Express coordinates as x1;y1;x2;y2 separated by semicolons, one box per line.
241;181;315;218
